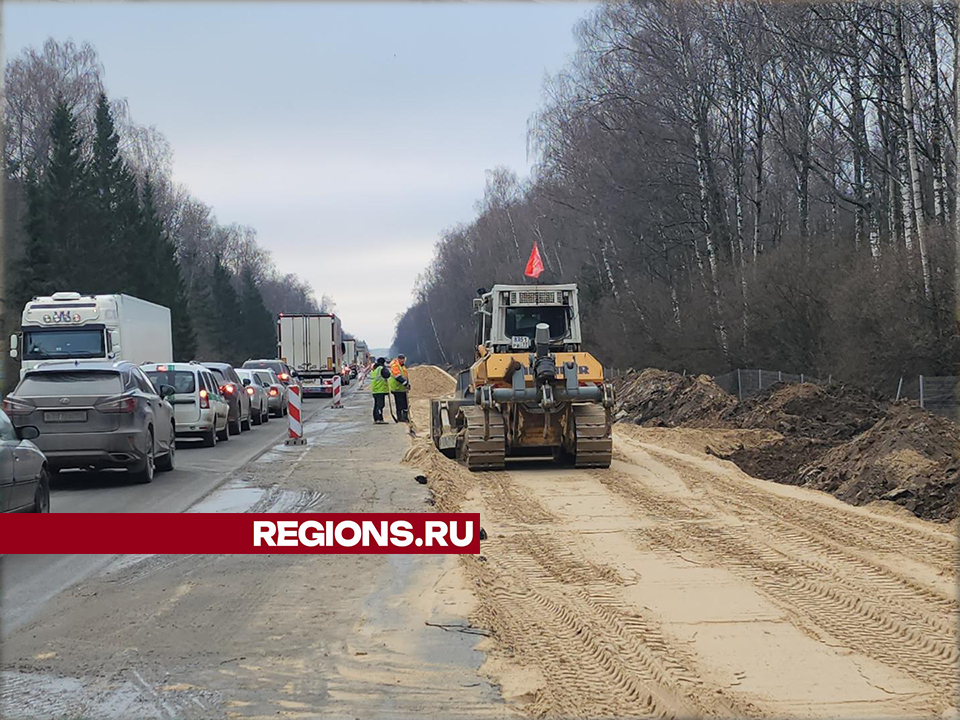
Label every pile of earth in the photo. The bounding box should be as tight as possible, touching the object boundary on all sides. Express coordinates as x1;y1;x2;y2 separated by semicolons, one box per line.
614;369;959;522
407;365;457;401
796;404;960;522
615;369;738;427
723;382;886;441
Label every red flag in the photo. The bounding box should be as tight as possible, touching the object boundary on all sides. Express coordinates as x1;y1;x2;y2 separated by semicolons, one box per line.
524;243;544;279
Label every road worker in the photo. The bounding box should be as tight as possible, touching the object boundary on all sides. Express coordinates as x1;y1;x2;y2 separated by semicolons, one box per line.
389;354;410;422
370;357;391;424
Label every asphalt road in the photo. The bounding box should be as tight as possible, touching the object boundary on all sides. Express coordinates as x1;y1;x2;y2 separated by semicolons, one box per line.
0;392;340;637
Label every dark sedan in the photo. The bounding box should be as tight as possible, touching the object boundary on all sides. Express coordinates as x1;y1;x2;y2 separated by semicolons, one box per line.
201;362;252;435
0;408;49;512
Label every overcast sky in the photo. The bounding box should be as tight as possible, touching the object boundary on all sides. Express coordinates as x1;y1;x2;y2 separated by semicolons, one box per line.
4;1;593;348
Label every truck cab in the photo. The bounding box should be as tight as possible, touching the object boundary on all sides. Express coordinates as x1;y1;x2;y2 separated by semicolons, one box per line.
10;292;173;378
473;284;582;357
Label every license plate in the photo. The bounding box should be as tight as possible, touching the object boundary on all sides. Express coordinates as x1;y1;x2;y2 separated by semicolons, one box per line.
44;410;87;423
511;335;531;349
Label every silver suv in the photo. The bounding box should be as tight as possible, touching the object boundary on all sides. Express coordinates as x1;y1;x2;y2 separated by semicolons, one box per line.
3;361;177;484
143;362;231;447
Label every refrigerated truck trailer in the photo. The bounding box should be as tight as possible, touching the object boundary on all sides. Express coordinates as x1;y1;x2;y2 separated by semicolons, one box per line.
10;292;173;378
344;338;357;376
355;341;369;367
278;313;343;397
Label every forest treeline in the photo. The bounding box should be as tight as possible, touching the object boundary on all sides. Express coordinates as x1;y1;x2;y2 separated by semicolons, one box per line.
394;0;960;390
1;39;327;388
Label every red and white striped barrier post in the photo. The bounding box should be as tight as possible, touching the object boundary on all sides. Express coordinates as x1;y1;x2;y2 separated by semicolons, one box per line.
285;384;306;445
332;374;343;409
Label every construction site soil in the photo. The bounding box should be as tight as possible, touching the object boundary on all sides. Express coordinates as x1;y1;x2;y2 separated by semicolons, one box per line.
616;369;960;522
615;369;738;427
404;365;958;718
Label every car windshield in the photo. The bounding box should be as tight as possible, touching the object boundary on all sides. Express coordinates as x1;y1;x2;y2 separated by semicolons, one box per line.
23;329;105;360
504;306;569;342
245;360;284;373
254;371;274;385
145;370;196;394
18;371;123;396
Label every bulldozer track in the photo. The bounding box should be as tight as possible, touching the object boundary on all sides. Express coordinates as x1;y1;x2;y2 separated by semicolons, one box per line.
471;536;743;719
603;446;960;699
458;405;506;470
571;403;612;468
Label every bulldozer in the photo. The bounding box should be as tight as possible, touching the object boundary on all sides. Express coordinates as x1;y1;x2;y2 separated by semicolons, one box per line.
430;283;614;470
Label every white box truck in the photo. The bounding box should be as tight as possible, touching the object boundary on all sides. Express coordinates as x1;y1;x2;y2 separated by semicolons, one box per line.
343;338;358;377
356;340;369;368
278;313;343;397
10;292;173;378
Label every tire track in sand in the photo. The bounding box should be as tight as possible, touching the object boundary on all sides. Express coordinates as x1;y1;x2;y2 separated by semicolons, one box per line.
604;442;959;700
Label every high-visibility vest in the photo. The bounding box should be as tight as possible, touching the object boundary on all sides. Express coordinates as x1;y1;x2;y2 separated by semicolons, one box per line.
370;366;389;394
389;359;409;393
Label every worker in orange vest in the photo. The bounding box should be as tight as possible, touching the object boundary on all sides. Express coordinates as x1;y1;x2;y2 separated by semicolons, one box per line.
389;354;410;422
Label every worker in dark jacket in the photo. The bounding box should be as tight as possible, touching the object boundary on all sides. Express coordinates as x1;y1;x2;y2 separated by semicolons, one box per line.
370;357;391;424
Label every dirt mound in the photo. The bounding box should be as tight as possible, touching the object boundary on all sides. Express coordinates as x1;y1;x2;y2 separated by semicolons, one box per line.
407;365;456;400
725;382;885;441
797;405;960;522
716;397;960;522
615;369;737;427
616;370;958;522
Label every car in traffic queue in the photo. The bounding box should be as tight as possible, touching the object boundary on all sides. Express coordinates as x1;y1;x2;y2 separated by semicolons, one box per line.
142;362;230;447
249;368;288;417
200;362;252;435
2;360;177;484
235;369;271;426
242;359;297;387
0;407;50;512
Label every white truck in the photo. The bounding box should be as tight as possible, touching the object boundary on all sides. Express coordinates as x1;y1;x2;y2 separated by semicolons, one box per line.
10;292;173;378
343;338;358;378
278;313;344;397
356;340;369;368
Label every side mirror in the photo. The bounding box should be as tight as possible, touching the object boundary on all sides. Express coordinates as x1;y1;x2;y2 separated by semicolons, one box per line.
16;425;40;441
9;333;18;359
242;378;251;386
109;330;120;358
159;384;176;399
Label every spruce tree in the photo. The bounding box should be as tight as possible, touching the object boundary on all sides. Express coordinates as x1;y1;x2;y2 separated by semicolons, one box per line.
210;254;241;363
141;177;197;360
238;264;276;361
89;92;140;294
16;99;92;304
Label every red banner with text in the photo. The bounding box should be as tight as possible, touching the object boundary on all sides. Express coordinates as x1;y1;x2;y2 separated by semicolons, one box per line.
0;513;481;554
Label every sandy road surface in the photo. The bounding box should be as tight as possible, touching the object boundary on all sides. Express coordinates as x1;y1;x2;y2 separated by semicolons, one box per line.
1;383;511;719
406;366;959;719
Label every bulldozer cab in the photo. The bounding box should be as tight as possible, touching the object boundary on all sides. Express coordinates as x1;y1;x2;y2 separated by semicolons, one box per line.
474;284;582;357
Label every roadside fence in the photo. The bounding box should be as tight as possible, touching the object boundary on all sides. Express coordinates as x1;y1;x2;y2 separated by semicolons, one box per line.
896;375;960;418
713;368;829;400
